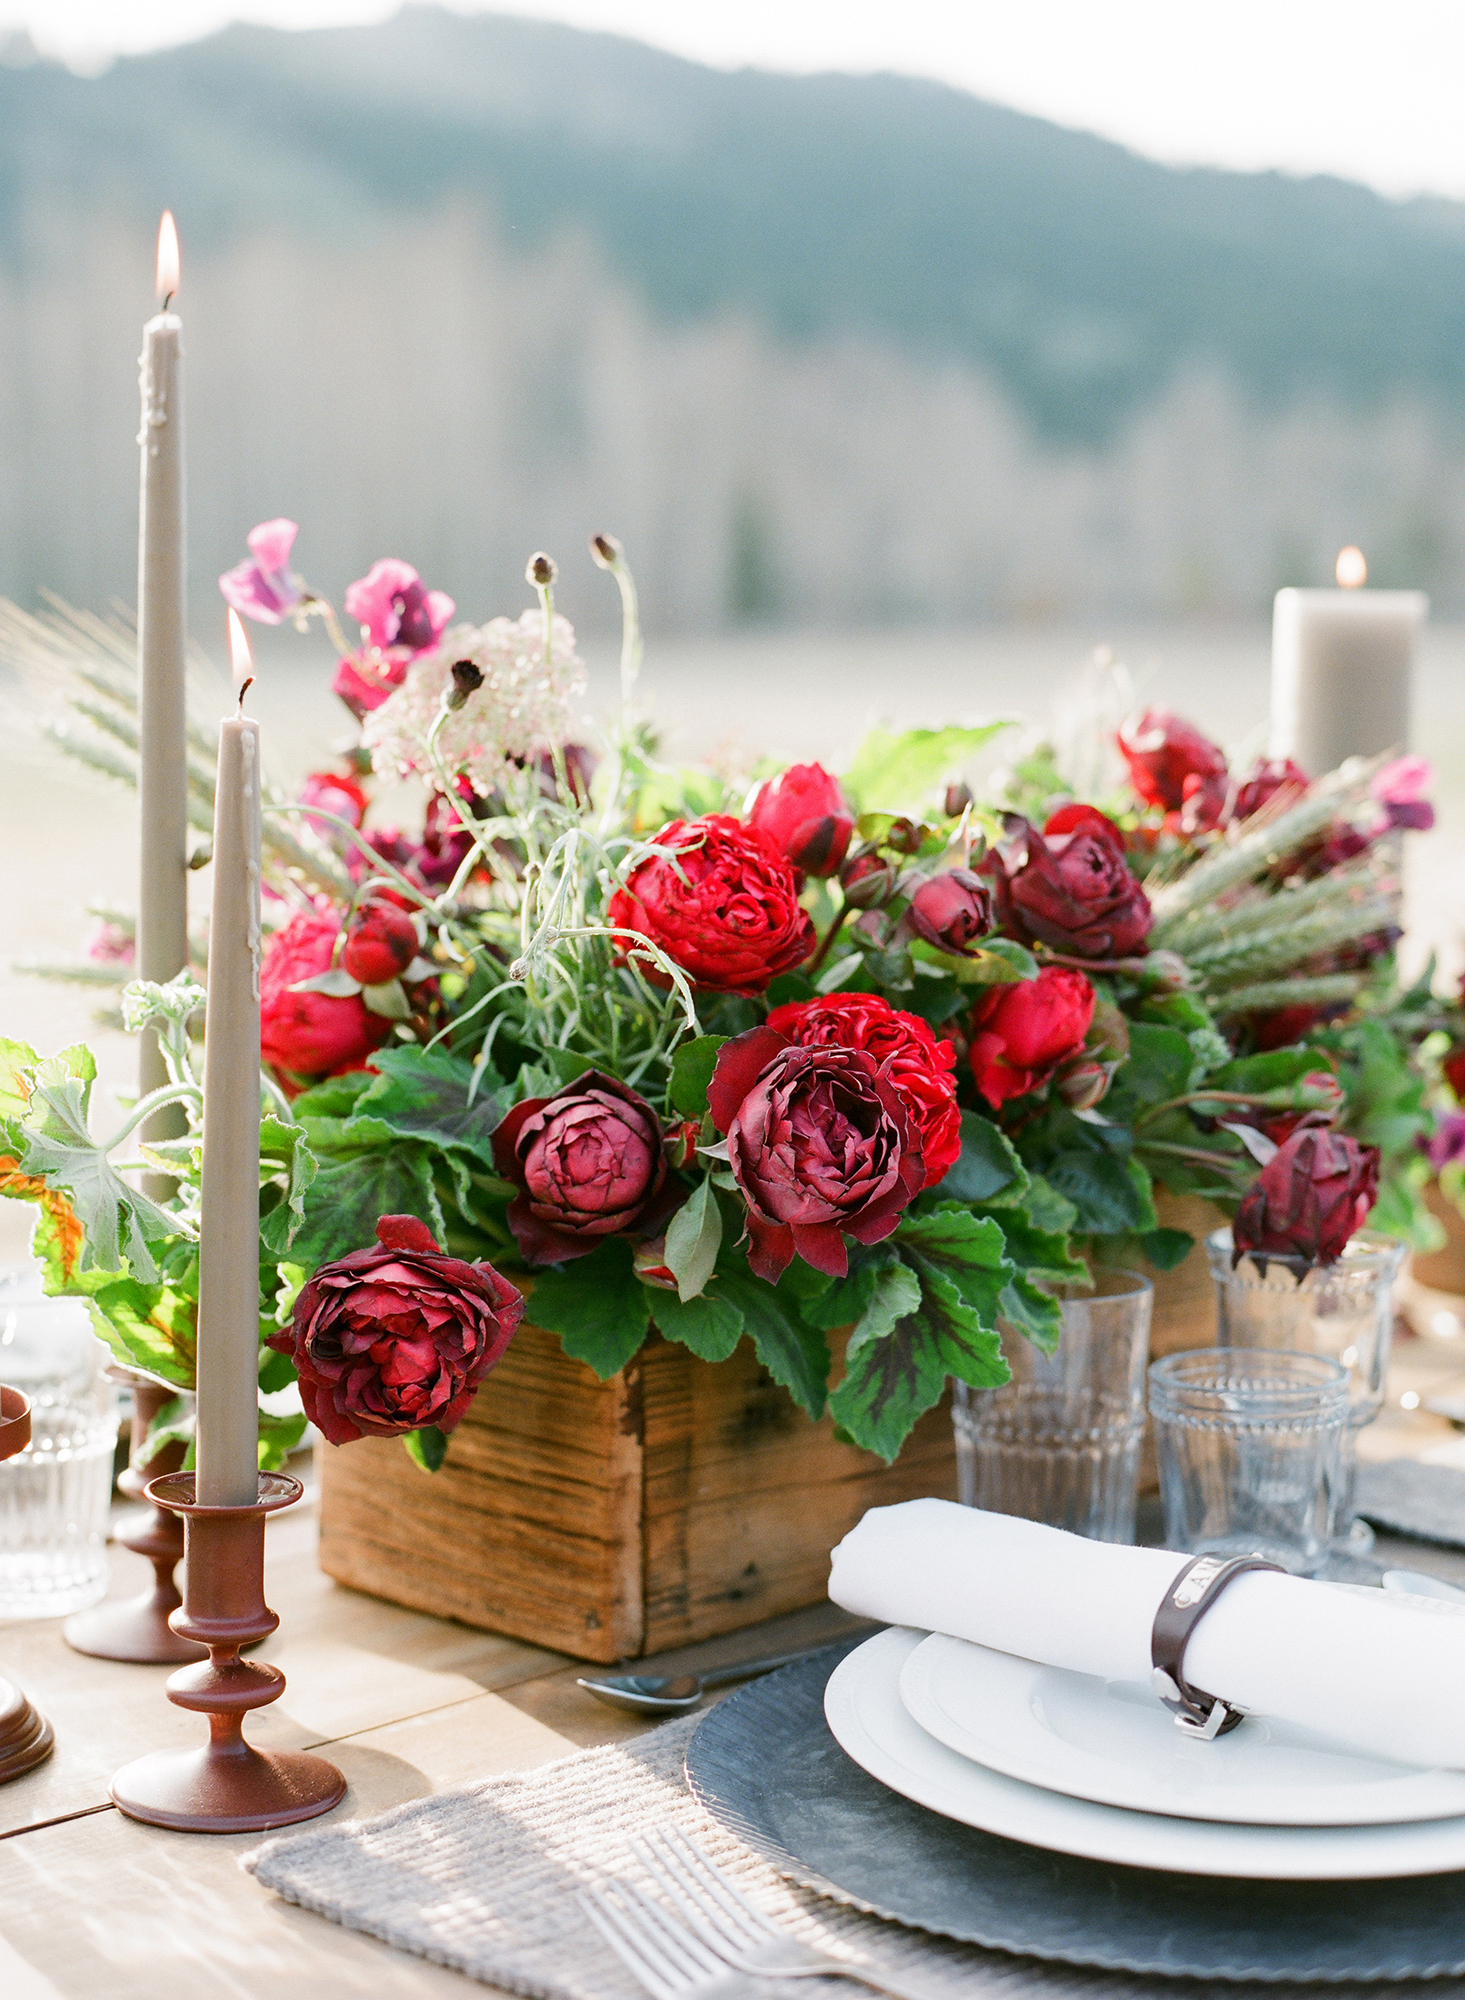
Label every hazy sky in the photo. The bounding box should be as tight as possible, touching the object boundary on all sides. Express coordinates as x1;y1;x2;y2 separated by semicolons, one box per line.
2;1;1461;202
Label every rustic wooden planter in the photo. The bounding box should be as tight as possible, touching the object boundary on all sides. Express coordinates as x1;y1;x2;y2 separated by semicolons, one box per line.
1410;1181;1465;1296
317;1320;957;1663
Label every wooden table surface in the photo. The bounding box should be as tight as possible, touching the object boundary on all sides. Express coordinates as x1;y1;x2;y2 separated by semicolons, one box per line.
5;1310;1465;2000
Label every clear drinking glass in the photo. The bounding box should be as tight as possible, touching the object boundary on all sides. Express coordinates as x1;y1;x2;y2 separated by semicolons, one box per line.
952;1268;1153;1542
0;1281;119;1618
1149;1346;1350;1575
1205;1227;1405;1550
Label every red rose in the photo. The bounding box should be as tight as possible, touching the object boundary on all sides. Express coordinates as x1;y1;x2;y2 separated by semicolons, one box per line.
492;1071;677;1264
608;815;815;995
983;812;1152;959
260;912;392;1086
342;901;419;986
1232;1127;1380;1267
707;1025;924;1281
904;870;994;957
1445;1046;1465;1103
1232;756;1309;822
766;991;962;1189
1118;709;1228;816
968;967;1096;1107
746;762;855;877
298;769;370;832
268;1214;524;1445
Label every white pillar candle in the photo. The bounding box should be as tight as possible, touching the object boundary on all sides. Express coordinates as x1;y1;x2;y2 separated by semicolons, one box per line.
137;213;190;1139
1271;549;1427;775
194;612;264;1509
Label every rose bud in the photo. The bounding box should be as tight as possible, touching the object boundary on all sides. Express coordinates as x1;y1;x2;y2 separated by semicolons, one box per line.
342;901;419;986
267;1214;524;1445
447;658;485;711
664;1118;702;1170
1233;756;1309;822
608;815;815;995
632;1238;679;1290
1117;708;1228;815
1054;1056;1111;1112
492;1071;679;1264
1084;994;1130;1067
527;551;558;587
1139;950;1192;995
839;852;897;909
884;818;926;855
261;912;392;1088
982;810;1152;959
967;966;1096;1108
944;782;974;818
746;762;855;877
1232;1127;1380;1268
1227;1070;1347;1148
707;1025;924;1281
904;869;993;957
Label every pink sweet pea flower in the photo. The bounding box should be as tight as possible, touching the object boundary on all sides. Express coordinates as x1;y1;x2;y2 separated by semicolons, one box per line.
343;559;454;655
219;518;305;625
332;652;412;718
1372;755;1435;833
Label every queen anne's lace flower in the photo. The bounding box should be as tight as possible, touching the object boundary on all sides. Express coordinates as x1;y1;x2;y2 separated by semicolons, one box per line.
363;612;587;792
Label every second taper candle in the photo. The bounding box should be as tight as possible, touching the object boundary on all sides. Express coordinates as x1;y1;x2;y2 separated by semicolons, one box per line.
194;612;264;1508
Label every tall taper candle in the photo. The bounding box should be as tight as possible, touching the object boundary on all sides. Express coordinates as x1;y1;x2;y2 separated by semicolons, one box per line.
194;612;264;1508
138;212;190;1189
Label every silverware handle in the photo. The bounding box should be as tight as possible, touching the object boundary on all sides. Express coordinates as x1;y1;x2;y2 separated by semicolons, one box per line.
787;1966;937;2000
698;1652;806;1690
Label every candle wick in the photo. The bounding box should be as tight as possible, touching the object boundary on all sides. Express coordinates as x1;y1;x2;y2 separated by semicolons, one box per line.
237;676;255;717
161;291;174;313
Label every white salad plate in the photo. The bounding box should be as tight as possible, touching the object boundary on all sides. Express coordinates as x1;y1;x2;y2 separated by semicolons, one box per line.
824;1628;1465;1878
898;1629;1465;1827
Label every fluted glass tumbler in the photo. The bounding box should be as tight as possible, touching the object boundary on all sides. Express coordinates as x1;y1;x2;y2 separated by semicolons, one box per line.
1149;1347;1350;1576
0;1279;119;1619
952;1268;1152;1542
1205;1228;1405;1550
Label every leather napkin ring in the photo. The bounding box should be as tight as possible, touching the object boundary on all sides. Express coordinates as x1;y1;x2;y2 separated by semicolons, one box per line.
1150;1554;1283;1742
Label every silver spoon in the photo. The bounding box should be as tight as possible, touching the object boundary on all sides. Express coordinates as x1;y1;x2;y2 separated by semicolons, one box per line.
576;1650;808;1715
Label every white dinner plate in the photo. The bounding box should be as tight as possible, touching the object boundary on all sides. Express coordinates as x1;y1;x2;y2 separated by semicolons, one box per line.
825;1628;1465;1878
898;1630;1465;1827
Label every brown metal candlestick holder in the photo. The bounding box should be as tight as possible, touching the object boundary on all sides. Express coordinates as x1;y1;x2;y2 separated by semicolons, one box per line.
0;1385;56;1783
110;1470;345;1833
63;1374;207;1664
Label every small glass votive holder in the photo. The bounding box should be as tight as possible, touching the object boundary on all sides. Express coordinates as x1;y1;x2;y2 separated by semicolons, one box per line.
952;1268;1152;1543
1205;1228;1406;1550
0;1287;119;1618
1149;1347;1350;1576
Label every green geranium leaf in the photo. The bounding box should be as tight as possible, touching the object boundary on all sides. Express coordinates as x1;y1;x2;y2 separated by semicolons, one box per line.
663;1176;722;1300
258;1114;317;1255
291;1145;444;1272
19;1067;184;1283
844;1258;923;1356
83;1274;197;1388
137;1391;195;1469
1139;1227;1196;1272
984;1206;1088;1286
529;1237;652;1378
765;973;816;1008
257;1409;308;1471
998;1272;1063;1353
645;1285;745;1362
0;1037;40;1121
1102;1022;1194;1124
712;1262;830;1419
351;1045;508;1167
402;1424;449;1473
1211;1048;1320;1094
1017;1172;1079;1237
1017;1104;1153;1235
669;1036;730;1120
843;723;1010;814
896;1204;1011;1322
938;1111;1027;1205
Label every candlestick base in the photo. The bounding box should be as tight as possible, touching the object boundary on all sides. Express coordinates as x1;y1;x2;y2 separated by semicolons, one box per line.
0;1386;55;1784
64;1375;206;1665
109;1471;345;1834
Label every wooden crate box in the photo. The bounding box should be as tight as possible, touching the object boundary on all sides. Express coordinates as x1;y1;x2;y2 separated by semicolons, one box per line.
317;1321;956;1662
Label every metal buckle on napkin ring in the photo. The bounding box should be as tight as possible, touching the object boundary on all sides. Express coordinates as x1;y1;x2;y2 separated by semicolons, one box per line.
1150;1554;1283;1742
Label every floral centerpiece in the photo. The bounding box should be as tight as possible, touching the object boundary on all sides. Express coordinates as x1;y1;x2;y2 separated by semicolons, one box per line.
0;530;1451;1483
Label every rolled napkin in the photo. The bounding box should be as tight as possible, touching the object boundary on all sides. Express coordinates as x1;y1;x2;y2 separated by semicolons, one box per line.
829;1499;1465;1769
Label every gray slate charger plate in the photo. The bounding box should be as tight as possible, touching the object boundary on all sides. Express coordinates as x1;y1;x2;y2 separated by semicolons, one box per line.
684;1639;1465;1983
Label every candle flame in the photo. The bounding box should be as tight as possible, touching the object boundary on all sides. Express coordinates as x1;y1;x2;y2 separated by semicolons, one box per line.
1336;545;1367;589
155;211;180;306
228;609;254;696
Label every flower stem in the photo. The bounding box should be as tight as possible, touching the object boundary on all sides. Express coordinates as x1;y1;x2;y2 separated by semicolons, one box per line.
808;903;852;974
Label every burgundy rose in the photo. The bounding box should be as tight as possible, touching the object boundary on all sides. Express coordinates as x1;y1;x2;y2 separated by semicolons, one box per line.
707;1025;924;1281
1233;756;1309;822
1217;1070;1345;1148
983;810;1152;959
1118;709;1228;816
1232;1127;1380;1267
903;870;993;956
967;966;1096;1107
268;1214;523;1445
766;991;962;1189
746;762;855;877
839;852;897;909
342;901;418;985
1445;1046;1465;1103
260;912;392;1089
492;1071;677;1263
608;815;815;995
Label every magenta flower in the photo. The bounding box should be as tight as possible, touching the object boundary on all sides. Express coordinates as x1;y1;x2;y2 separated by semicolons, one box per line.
218;519;305;625
344;559;454;655
1372;755;1435;833
1421;1114;1465;1173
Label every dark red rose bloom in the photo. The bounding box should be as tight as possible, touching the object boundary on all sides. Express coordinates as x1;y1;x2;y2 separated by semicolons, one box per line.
260;912;392;1088
608;815;815;995
1444;1045;1465;1103
707;1025;924;1281
492;1071;678;1264
983;812;1152;959
1118;709;1228;815
766;991;961;1189
968;967;1096;1107
904;870;993;956
1251;1004;1322;1052
1232;1128;1380;1268
342;901;418;986
746;762;855;877
1233;756;1309;822
268;1214;524;1445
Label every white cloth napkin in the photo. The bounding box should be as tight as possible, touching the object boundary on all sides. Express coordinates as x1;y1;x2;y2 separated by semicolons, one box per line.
829;1498;1465;1769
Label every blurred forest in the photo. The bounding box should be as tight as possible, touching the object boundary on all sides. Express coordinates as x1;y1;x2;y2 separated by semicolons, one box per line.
2;4;1464;631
